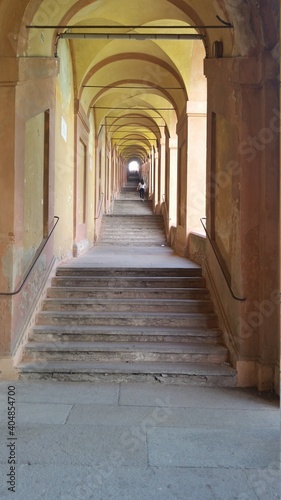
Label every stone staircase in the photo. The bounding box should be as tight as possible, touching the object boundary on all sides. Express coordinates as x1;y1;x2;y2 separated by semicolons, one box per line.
17;267;236;385
98;181;167;246
17;181;236;386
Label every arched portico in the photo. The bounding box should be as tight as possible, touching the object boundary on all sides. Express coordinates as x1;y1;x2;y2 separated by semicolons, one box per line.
0;0;279;393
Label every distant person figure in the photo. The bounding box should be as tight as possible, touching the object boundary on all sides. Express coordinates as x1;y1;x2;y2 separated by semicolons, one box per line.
137;178;146;201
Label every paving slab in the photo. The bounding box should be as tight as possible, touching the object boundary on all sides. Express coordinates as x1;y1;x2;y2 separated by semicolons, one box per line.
0;402;72;425
0;464;261;500
147;427;280;468
119;382;280;410
66;404;279;430
245;466;281;500
66;404;186;427
0;424;147;467
0;381;279;499
0;381;119;405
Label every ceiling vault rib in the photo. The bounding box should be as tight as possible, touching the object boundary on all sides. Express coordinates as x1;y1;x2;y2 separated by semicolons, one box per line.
53;32;204;56
92;107;174;110
26;23;233;29
84;86;184;89
57;33;204;40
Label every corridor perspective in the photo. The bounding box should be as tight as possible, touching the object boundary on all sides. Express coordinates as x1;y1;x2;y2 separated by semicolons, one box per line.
0;0;279;393
0;1;280;497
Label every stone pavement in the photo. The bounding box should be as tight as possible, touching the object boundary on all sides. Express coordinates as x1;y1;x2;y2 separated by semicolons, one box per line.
0;380;279;499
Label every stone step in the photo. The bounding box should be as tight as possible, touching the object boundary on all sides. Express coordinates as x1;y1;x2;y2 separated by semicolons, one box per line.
98;240;165;244
96;240;166;247
35;311;218;328
30;325;223;344
51;276;206;288
101;227;164;232
113;200;152;204
41;298;214;313
22;341;228;363
100;228;165;234
101;220;164;226
101;222;165;227
103;214;162;219
101;227;165;233
56;267;202;277
113;210;153;215
17;360;237;387
113;204;153;209
46;286;209;300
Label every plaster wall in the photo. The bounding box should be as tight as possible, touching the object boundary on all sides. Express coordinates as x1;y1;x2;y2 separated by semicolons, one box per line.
24;113;44;253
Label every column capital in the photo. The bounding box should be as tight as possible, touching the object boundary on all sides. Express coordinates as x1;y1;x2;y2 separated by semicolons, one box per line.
186;101;207;116
204;53;278;86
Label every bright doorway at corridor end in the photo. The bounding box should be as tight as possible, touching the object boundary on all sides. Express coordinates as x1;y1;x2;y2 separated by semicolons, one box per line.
128;161;140;174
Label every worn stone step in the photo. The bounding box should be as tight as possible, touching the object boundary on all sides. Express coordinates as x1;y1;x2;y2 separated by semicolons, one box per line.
17;360;237;387
42;298;214;313
51;276;206;288
35;311;218;328
99;234;165;241
113;210;153;215
56;267;202;277
30;325;223;344
96;238;166;248
102;213;164;222
100;230;165;235
97;239;166;244
102;218;164;224
101;224;165;228
106;210;154;215
23;341;228;363
102;220;165;226
100;230;165;236
46;286;209;300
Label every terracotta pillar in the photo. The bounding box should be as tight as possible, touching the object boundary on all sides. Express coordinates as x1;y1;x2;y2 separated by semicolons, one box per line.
155;138;166;214
173;113;188;256
186;101;207;235
168;137;178;228
0;57;58;378
204;54;279;391
153;150;159;208
149;151;154;196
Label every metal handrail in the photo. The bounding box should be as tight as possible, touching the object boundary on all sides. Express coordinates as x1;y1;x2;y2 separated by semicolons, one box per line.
94;193;104;220
200;217;246;302
0;216;59;297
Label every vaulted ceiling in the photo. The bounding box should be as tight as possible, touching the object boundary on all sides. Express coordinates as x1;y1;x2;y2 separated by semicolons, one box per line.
0;0;278;162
